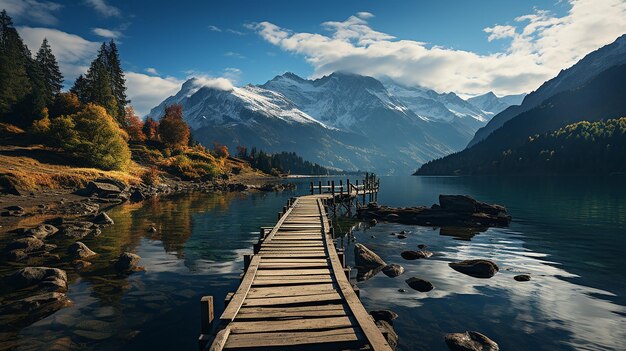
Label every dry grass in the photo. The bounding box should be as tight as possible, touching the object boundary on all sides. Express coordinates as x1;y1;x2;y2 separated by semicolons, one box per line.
0;145;141;191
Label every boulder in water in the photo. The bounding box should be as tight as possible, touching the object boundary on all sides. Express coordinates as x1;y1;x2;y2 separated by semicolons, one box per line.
514;274;531;282
444;331;499;351
449;259;499;278
68;242;96;259
370;310;399;324
382;264;405;278
114;252;142;272
354;243;386;268
92;212;114;225
405;277;434;292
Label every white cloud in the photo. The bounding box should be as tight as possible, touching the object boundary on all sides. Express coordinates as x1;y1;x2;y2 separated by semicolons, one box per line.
226;28;245;36
484;25;517;42
355;12;374;20
190;76;234;91
92;27;122;39
0;0;62;25
125;72;184;116
252;0;626;96
18;26;100;84
145;67;159;75
223;67;242;83
208;25;222;32
84;0;120;17
224;51;245;59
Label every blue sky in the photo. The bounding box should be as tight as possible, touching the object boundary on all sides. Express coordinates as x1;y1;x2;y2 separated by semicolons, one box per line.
2;0;625;115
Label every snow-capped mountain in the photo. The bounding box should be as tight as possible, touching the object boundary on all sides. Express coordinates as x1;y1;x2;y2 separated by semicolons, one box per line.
261;72;414;133
147;72;522;174
148;78;327;130
468;91;525;117
382;80;488;123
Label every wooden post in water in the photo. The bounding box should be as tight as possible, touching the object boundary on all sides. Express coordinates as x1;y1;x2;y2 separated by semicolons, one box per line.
310;181;314;195
200;296;214;337
318;181;322;194
244;254;252;271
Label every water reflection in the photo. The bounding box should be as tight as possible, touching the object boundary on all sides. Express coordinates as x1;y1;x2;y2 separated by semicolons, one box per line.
2;176;625;351
8;189;298;351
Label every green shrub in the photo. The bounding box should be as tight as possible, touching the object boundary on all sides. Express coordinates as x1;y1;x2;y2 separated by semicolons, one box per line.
47;104;131;171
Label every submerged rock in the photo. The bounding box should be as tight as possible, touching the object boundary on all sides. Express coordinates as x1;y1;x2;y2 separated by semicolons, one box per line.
114;252;142;272
376;320;398;350
370;310;399;324
354;243;386;268
382;264;405;278
449;259;499;278
444;331;499;351
68;242;96;259
401;250;432;260
405;277;434;292
514;274;531;282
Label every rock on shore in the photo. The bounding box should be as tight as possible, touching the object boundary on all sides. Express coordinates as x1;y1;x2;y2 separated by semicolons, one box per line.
357;195;511;227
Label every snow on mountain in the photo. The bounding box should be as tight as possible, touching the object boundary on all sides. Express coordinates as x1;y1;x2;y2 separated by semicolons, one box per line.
468;91;526;117
381;79;491;123
146;71;524;174
261;72;414;132
147;79;328;130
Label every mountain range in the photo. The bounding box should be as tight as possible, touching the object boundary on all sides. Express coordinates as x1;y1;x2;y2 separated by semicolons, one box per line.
417;34;626;175
148;72;523;174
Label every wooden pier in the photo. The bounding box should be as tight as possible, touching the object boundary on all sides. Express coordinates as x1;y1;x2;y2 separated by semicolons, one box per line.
199;176;391;350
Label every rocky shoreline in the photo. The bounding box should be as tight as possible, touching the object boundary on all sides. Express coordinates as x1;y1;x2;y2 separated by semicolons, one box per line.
0;175;293;331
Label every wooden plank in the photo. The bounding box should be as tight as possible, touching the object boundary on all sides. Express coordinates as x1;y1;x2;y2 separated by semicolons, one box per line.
220;255;260;322
259;263;328;269
260;258;327;263
247;284;335;297
224;327;363;349
209;327;230;351
252;278;333;286
256;269;331;276
229;316;352;333
316;199;392;351
237;305;347;319
242;292;342;307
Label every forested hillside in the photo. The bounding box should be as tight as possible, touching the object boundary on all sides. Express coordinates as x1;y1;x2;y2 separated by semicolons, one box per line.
417;118;626;175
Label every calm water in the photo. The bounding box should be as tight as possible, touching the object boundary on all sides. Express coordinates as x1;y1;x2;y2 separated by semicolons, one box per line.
3;176;626;350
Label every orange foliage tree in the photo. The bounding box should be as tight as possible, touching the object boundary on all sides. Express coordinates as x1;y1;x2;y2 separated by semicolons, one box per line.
142;117;159;141
124;106;146;141
213;142;229;158
49;92;82;118
158;104;190;149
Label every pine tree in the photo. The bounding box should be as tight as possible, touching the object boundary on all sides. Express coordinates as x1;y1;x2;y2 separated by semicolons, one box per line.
80;43;118;119
71;74;89;103
35;38;63;105
0;10;32;124
106;40;128;123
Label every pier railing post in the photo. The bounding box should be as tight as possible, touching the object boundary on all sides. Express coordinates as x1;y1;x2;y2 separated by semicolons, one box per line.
200;295;214;335
318;181;322;194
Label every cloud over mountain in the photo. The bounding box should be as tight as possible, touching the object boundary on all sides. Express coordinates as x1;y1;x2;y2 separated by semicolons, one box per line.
250;0;626;96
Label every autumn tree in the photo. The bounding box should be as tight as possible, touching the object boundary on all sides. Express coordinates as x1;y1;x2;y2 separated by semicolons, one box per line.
142;117;159;141
49;92;81;118
158;104;190;149
124;106;145;141
48;104;131;170
213;142;229;158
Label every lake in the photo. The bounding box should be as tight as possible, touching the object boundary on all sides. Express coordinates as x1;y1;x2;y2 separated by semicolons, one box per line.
3;176;626;351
